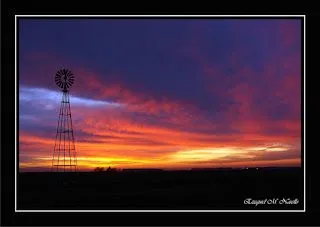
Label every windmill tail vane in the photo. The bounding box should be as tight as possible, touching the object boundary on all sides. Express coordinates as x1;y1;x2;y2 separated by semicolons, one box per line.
51;69;78;172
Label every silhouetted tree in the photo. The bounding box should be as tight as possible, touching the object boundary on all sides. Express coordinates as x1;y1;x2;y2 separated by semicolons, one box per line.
93;167;105;172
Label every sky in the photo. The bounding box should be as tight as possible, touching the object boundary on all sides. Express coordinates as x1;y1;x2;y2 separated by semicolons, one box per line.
18;18;302;171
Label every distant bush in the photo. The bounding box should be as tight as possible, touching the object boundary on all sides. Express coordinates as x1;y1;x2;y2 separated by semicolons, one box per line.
93;166;118;172
93;167;105;172
106;166;117;172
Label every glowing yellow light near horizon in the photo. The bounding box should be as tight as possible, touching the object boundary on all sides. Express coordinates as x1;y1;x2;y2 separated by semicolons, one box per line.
266;147;288;152
246;144;291;152
22;141;294;170
246;146;267;151
170;147;247;162
35;156;158;168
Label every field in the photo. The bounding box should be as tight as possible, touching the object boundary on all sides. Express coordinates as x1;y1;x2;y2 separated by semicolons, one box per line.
17;167;303;210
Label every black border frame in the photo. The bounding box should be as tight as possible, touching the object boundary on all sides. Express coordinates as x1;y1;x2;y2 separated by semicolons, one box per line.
1;2;319;226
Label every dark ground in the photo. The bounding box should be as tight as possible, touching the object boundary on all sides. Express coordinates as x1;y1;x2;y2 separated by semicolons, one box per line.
17;167;303;210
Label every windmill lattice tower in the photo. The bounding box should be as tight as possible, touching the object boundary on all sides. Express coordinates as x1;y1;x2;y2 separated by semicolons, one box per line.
51;69;78;172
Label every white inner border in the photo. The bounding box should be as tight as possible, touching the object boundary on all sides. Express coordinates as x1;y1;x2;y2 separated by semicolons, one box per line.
14;14;306;213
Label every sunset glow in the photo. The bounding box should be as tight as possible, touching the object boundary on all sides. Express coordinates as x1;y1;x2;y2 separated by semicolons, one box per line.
19;18;302;171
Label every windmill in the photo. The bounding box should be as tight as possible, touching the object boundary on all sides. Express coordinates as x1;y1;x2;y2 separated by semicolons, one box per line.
51;69;78;172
